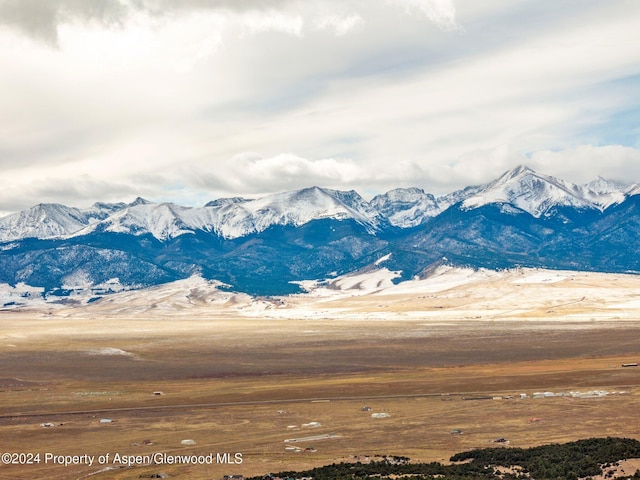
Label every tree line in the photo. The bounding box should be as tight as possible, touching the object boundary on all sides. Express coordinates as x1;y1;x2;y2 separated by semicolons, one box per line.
247;437;640;480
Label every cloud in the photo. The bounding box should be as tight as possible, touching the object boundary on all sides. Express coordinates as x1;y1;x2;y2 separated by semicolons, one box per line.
237;9;303;37
0;174;138;216
387;0;462;31
0;1;639;214
420;144;640;192
0;0;127;46
527;145;640;185
2;143;640;216
0;0;459;47
314;13;364;36
190;153;364;194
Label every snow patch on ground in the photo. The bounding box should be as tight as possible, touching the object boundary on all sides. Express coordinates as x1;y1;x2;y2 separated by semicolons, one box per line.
0;283;46;308
331;268;400;291
511;270;572;284
85;348;134;357
8;267;640;328
376;265;498;295
374;253;392;265
297;267;402;297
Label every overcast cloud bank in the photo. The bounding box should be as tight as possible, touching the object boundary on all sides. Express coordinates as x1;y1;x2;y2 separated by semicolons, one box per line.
0;0;638;215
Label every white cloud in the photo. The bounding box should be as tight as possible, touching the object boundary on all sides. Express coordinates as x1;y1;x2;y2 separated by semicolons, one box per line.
528;145;640;185
387;0;462;31
314;13;364;36
236;9;304;38
0;1;639;213
0;0;305;47
190;152;365;194
3;143;640;216
422;144;640;191
0;0;128;46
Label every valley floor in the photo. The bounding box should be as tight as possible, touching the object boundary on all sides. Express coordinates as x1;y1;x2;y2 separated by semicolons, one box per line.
1;268;640;479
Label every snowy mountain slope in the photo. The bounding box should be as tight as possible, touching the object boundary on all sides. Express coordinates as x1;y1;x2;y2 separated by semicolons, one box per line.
2;165;640;299
0;203;88;242
581;177;637;206
75;186;384;241
370;188;440;228
0;202;130;242
76;201;216;241
1;167;634;243
365;165;634;227
205;186;383;239
371;183;487;229
461;165;632;217
432;183;484;211
628;184;640;197
204;197;249;207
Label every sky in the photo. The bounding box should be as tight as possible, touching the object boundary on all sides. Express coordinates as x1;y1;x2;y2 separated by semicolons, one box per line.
0;0;639;216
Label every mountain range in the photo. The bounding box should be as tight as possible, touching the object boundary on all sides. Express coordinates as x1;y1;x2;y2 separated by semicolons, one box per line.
2;165;640;303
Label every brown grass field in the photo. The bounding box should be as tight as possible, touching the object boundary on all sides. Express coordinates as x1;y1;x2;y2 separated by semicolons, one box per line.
1;268;640;479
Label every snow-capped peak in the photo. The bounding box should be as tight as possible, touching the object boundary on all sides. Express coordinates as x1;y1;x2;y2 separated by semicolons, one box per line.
1;168;637;243
207;186;382;239
583;176;624;194
502;164;533;179
129;197;152;206
67;186;384;241
96;202;194;240
370;188;440;227
0;203;94;242
461;165;627;217
627;184;640;197
580;176;634;208
204;197;249;208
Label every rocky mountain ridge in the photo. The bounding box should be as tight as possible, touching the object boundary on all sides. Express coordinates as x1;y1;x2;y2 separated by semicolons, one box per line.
1;165;639;300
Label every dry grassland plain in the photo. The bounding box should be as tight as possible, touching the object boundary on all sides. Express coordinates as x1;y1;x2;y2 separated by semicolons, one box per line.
1;267;640;479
